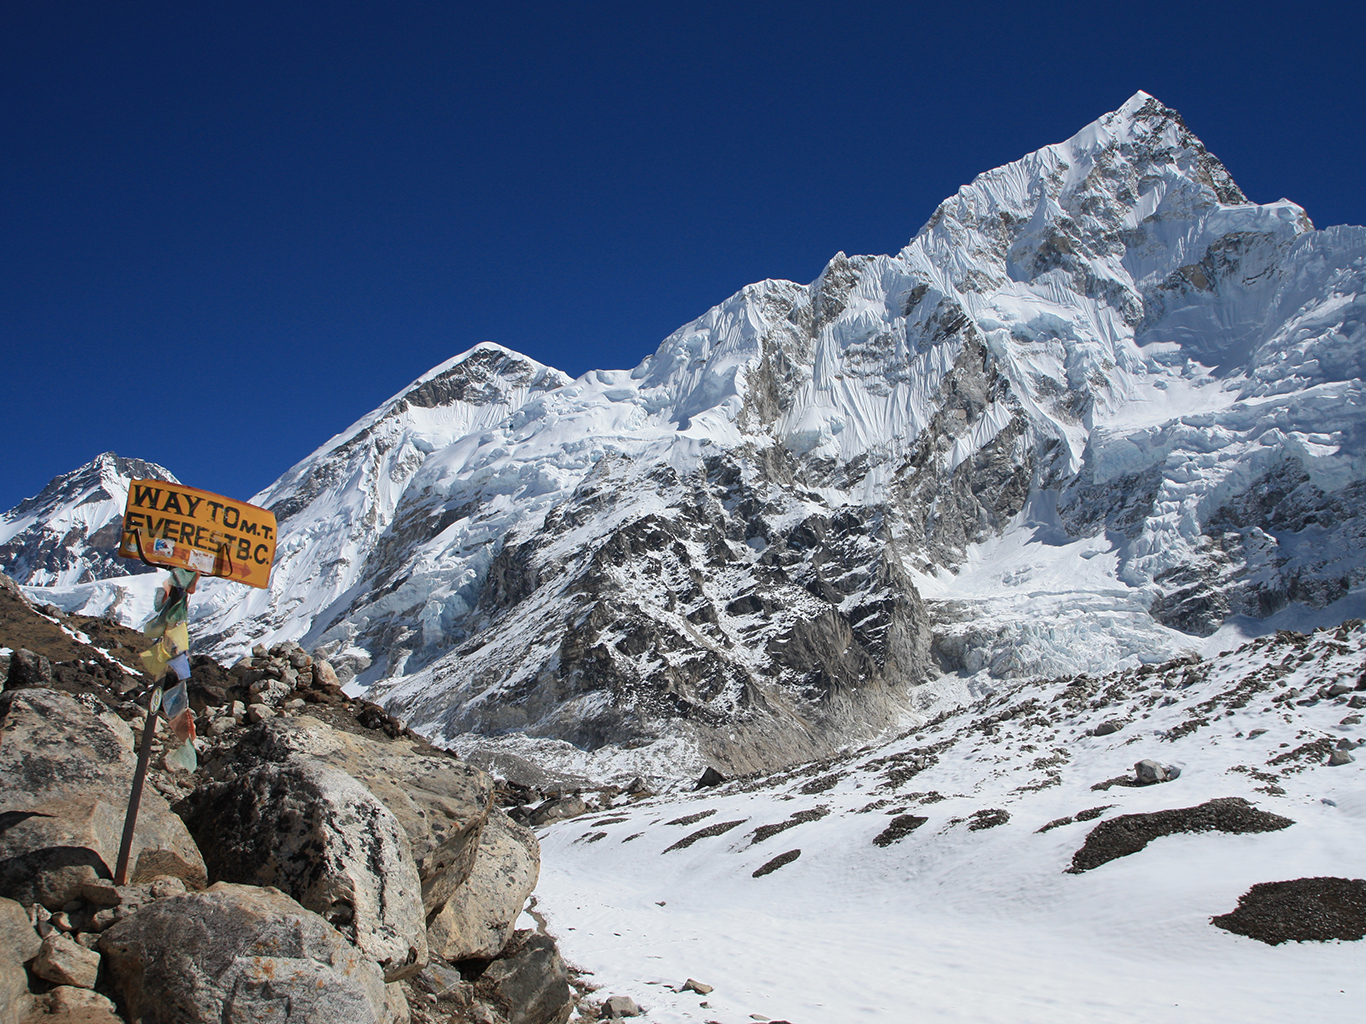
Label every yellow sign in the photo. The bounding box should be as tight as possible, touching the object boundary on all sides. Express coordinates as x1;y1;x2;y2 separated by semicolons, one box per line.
118;480;277;589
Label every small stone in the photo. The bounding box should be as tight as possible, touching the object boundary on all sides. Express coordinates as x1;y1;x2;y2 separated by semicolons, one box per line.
1337;738;1356;749
1328;749;1356;766
604;994;642;1018
1328;682;1354;696
1134;759;1168;785
33;933;101;988
50;911;73;932
44;985;117;1014
1247;728;1268;739
284;698;307;710
1342;715;1364;726
90;909;120;931
79;882;121;908
1350;695;1366;709
246;704;276;723
695;767;727;789
76;931;102;950
148;877;186;899
681;978;714;995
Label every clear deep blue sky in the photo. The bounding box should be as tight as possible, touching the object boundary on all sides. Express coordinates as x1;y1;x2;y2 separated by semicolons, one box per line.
4;1;1363;512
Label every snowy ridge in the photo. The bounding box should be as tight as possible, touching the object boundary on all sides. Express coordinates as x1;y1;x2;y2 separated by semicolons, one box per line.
0;453;178;588
532;622;1366;1023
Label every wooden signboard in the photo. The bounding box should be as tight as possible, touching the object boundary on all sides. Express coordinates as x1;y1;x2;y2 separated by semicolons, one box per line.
118;480;277;589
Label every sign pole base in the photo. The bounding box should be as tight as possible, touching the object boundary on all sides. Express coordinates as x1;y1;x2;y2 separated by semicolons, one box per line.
114;702;158;886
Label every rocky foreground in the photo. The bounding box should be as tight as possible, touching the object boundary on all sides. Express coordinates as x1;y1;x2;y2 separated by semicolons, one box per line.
0;575;637;1024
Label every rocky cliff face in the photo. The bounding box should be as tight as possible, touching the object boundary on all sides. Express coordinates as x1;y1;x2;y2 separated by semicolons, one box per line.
12;92;1366;775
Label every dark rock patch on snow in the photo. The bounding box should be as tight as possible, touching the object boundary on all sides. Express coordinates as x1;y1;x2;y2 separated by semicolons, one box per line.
1067;798;1293;873
1211;877;1366;945
873;814;928;847
662;819;748;853
752;850;801;877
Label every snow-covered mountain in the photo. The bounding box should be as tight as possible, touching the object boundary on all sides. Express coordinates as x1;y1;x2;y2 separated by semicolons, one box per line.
0;453;178;587
13;92;1366;774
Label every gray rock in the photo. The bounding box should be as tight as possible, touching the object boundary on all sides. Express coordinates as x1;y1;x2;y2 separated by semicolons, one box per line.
604;994;642;1017
100;882;392;1024
0;956;28;1024
529;794;588;826
0;897;40;965
0;688;135;799
480;932;572;1024
1093;719;1125;737
1328;681;1355;696
183;759;427;981
213;717;495;916
32;933;100;989
427;810;539;960
681;978;713;995
5;649;52;689
33;986;122;1022
1328;748;1356;766
1134;759;1169;785
415;961;466;999
0;794;206;909
0;689;205;907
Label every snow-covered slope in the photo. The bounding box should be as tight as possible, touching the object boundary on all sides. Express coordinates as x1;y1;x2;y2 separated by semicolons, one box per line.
532;622;1366;1023
15;92;1366;774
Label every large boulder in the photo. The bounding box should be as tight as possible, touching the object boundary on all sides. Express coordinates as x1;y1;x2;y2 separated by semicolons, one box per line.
427;810;540;961
0;959;27;1024
0;688;135;798
99;882;393;1024
0;690;206;907
478;932;572;1024
0;897;40;964
182;758;427;981
207;717;494;913
1;899;40;1024
32;933;100;989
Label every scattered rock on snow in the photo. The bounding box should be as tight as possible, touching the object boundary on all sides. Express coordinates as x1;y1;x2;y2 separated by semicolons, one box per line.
603;994;642;1018
752;850;801;877
1211;876;1366;945
873;814;928;847
1067;797;1294;873
1134;759;1180;784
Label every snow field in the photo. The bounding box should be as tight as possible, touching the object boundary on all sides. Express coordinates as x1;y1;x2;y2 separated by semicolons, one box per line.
535;625;1366;1023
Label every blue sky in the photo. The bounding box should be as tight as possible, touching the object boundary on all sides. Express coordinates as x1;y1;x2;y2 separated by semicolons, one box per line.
3;1;1363;512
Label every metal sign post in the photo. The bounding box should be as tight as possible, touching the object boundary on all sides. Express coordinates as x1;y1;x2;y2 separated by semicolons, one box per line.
114;687;161;886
